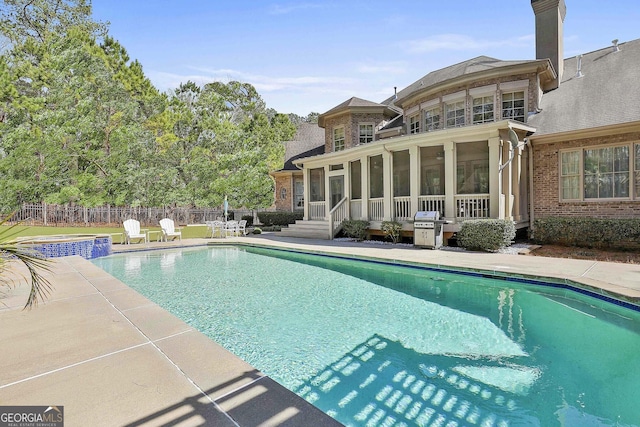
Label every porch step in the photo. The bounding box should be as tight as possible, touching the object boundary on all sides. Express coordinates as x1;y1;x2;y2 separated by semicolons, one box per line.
278;220;331;240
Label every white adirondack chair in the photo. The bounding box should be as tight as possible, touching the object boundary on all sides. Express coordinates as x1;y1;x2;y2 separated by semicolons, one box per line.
159;218;182;242
123;219;147;244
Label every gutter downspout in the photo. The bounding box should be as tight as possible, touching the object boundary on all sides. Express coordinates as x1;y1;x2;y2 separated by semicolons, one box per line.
528;138;535;238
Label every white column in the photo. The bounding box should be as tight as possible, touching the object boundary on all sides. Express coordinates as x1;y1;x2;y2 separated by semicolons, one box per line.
489;137;502;219
343;161;351;218
443;141;456;219
303;167;310;220
382;150;392;221
323;165;330;220
512;146;523;221
409;146;419;218
361;157;369;220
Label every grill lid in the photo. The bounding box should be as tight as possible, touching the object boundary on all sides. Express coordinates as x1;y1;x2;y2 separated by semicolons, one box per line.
414;211;440;221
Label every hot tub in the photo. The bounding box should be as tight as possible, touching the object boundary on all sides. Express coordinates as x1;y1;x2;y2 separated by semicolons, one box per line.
16;234;112;259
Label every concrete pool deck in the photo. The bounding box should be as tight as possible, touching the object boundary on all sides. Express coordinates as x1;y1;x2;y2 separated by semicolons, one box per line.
1;234;638;426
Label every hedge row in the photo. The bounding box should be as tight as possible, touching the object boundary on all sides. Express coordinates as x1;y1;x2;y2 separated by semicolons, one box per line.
533;217;640;250
256;211;303;226
457;219;516;252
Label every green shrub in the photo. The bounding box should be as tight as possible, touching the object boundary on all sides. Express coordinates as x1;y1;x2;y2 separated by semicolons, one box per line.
457;219;516;252
257;211;303;226
241;215;254;226
341;220;370;241
252;227;262;234
381;220;403;244
533;217;640;250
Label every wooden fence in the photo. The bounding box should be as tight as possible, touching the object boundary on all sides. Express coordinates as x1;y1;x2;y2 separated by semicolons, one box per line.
3;203;260;227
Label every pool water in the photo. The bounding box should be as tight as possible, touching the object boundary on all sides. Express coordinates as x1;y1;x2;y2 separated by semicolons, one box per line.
93;246;640;427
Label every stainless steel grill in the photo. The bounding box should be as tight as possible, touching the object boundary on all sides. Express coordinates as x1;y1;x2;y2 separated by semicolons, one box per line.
414;211;444;249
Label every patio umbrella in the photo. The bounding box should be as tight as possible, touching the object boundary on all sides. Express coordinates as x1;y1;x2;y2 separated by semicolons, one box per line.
224;196;228;221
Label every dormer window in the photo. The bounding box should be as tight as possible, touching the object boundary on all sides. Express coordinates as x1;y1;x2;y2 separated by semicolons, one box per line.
333;127;345;151
359;123;374;144
409;114;421;134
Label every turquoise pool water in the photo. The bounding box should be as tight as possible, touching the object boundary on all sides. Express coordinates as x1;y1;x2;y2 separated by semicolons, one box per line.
93;246;640;427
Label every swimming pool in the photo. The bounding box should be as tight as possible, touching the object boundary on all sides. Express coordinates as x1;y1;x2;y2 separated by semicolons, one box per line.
93;246;640;427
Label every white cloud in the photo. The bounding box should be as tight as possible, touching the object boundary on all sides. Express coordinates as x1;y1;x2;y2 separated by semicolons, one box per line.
356;61;408;75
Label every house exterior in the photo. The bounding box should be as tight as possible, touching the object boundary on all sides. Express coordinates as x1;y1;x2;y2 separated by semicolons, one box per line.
270;123;325;212
277;0;640;241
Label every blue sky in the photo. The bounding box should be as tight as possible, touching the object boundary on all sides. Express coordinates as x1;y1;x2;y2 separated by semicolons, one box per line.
91;0;640;116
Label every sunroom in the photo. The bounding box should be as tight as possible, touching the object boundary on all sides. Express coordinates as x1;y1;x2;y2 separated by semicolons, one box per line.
293;120;534;240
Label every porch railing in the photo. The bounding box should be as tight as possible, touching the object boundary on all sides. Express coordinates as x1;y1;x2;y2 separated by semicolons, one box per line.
368;198;384;221
418;195;445;217
329;197;349;239
393;196;412;221
455;194;490;219
309;201;326;220
350;200;362;220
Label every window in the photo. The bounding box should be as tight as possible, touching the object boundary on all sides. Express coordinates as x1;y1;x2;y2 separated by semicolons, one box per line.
309;168;325;202
560;151;580;200
409;114;420;134
393;150;410;196
420;146;445;195
584;146;629;199
472;96;494;124
446;101;465;128
369;155;383;198
502;91;526;122
560;145;634;201
294;178;304;210
456;141;489;193
425;107;441;131
333;127;345;151
350;160;361;200
359;124;374;144
635;143;640;198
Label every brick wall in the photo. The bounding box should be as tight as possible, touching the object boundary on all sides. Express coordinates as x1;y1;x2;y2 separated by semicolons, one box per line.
532;132;640;219
324;112;387;153
274;174;293;211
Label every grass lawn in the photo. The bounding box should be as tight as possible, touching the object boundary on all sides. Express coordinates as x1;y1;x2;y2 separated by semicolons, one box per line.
1;224;210;241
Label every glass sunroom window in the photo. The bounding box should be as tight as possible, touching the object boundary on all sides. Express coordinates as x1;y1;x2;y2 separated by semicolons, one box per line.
350;160;361;200
635;143;640;198
393;150;410;196
369;155;383;199
420;146;445;195
456;141;489;193
309;168;325;202
446;101;465;128
584;146;629;199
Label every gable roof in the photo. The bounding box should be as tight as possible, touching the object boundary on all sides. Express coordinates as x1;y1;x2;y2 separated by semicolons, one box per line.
528;38;640;137
278;123;325;171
